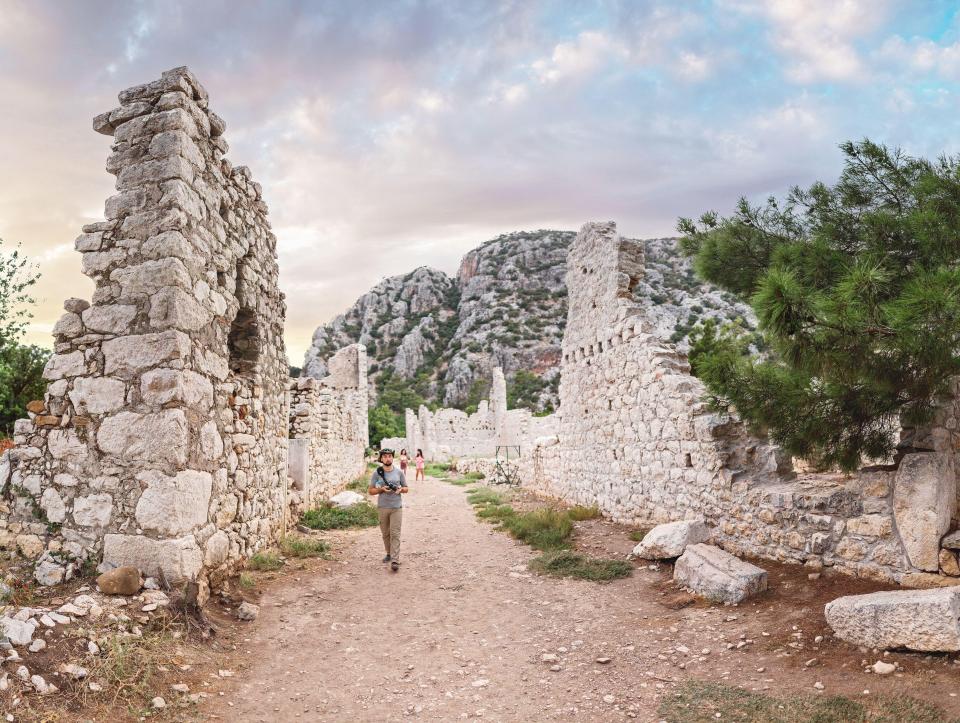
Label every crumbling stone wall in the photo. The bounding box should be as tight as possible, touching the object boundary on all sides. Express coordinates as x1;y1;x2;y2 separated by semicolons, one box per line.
394;366;558;460
288;344;368;508
520;221;960;587
0;67;288;592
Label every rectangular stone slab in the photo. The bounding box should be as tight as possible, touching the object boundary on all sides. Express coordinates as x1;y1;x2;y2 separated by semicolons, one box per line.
825;587;960;652
673;543;768;603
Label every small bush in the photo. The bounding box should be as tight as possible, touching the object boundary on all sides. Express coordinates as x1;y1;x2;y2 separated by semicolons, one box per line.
281;536;331;558
629;528;651;542
424;462;451;478
467;488;505;507
568;505;601;521
504;508;572;551
248;552;283;571
301;502;379;530
529;550;633;582
346;474;370;493
463;471;485;481
238;573;256;589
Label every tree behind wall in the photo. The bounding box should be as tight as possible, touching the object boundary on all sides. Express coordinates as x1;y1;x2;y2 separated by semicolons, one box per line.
679;140;960;470
0;239;42;437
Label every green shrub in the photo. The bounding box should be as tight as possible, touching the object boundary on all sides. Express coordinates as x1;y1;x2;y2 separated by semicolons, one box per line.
301;502;379;530
503;508;572;551
567;505;601;521
280;536;331;558
248;552;283;571
529;551;632;582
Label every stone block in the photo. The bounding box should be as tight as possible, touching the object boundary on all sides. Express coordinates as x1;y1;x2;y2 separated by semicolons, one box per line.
846;514;893;538
72;494;114;528
96;565;142;595
39;488;66;523
893;452;954;571
43;351;85;380
0;617;36;646
111;258;193;296
673;543;768;603
102;533;203;583
825;588;960;652
81;304;137;334
102;330;191;377
630;519;709;559
140;368;213;407
134;469;212;535
204;530;229;567
148;287;212;331
97;409;189;466
69;377;126;415
47;429;87;460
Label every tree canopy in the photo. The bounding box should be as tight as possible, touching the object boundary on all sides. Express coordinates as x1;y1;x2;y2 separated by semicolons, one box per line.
679;140;960;470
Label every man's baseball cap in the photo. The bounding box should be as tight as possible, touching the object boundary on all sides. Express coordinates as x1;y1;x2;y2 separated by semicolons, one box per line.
379;448;395;457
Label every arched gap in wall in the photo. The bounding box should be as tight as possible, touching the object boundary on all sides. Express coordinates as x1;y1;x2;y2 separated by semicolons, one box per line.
228;253;261;377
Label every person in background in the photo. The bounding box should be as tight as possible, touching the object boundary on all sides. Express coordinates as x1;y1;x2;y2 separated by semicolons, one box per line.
399;448;409;475
415;448;425;481
368;448;408;571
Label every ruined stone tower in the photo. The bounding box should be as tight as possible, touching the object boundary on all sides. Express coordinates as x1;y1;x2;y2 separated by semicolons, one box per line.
1;67;288;591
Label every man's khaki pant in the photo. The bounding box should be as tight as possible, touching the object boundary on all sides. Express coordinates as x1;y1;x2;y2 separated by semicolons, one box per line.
378;507;402;562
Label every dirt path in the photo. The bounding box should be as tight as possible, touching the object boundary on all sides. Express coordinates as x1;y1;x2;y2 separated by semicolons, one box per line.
205;476;960;722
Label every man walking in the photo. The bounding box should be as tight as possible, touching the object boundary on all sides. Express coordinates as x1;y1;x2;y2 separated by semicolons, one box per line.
368;448;408;571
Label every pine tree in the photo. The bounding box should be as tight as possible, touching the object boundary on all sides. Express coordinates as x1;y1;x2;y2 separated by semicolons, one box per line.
678;140;960;470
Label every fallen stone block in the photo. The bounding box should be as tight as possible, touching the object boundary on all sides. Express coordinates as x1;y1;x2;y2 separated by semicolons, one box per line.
630;520;709;559
824;587;960;652
893;452;953;571
97;565;142;595
673;544;768;603
330;490;366;508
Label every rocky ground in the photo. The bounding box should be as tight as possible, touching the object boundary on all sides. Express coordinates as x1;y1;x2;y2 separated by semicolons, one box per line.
202;476;960;722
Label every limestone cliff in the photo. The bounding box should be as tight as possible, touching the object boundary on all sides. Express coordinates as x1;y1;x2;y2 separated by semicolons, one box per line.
303;230;754;411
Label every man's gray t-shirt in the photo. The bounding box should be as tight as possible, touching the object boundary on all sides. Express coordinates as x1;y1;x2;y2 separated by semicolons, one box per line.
371;467;407;509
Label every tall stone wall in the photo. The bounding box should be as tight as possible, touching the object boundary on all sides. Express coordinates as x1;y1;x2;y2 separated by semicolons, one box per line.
288;344;368;508
520;221;960;587
0;67;288;592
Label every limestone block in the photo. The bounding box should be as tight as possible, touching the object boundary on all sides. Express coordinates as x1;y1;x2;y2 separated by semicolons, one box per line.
47;429;88;460
199;420;224;460
134;469;212;535
893;452;954;571
149;287;212;331
81;304;137;334
630;519;709;559
943;530;960;550
330;491;365;508
845;514;893;538
215;494;239;527
43;351;85;380
111;258;193;296
69;377;126;415
72;494;114;528
141;369;214;407
40;488;66;524
204;530;229;567
102;330;191;377
102;534;203;583
941;549;960;576
34;560;66;586
97;409;189;465
825;588;960;652
52;313;83;338
16;534;44;558
673;543;768;603
0;617;36;646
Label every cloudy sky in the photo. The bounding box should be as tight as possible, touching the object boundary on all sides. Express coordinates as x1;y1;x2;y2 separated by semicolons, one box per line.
1;0;959;363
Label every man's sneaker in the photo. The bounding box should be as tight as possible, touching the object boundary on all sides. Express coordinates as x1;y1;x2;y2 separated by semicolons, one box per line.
382;555;391;563
391;560;400;571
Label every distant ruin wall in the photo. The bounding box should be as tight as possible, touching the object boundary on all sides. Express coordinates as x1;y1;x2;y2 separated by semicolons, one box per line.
288;344;368;508
0;67;288;593
520;221;960;587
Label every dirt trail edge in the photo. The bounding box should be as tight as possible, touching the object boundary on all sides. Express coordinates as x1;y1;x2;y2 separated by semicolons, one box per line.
206;477;960;722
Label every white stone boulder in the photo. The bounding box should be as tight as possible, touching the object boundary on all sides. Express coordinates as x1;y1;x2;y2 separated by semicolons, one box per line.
825;587;960;652
103;533;202;583
0;617;36;646
893;452;954;571
673;543;768;603
630;520;709;559
330;491;365;508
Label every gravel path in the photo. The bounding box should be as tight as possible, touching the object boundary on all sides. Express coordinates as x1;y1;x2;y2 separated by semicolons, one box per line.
208;476;960;722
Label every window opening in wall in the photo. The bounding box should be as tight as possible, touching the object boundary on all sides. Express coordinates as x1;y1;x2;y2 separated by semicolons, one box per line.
684;453;693;468
228;306;260;375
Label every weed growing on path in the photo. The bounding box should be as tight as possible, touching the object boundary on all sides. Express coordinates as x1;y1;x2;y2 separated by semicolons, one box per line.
248;552;284;571
281;536;331;558
629;528;651;542
658;680;957;722
530;550;632;582
301;502;379;530
424;462;451;478
238;572;256;589
465;485;632;580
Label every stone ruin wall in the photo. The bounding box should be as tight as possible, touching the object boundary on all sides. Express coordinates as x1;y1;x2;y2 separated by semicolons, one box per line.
395;366;559;463
520;221;960;588
0;67;290;594
288;344;368;509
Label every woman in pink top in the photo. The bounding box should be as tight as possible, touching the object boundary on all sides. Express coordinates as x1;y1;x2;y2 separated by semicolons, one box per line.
399;449;409;474
415;448;425;481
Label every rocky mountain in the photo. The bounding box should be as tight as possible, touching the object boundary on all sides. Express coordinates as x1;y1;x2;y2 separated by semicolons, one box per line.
303;230;755;413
